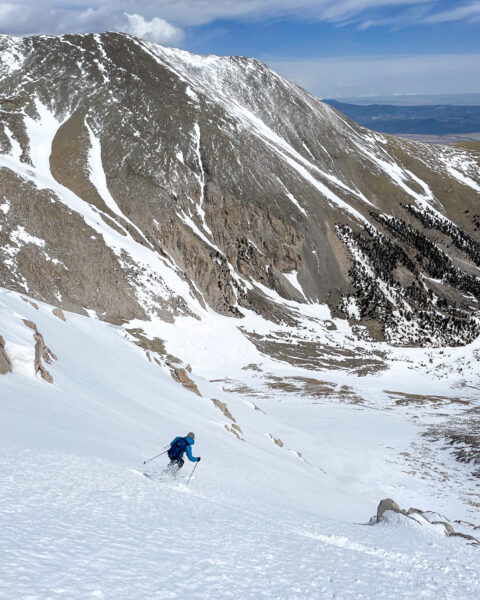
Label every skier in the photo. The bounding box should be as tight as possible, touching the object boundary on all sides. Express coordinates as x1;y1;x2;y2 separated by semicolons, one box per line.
165;432;201;475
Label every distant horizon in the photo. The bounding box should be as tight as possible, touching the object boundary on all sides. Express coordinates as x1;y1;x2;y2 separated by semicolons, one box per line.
321;93;480;106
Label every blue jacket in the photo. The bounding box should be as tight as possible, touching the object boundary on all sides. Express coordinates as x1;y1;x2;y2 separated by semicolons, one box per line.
170;436;199;462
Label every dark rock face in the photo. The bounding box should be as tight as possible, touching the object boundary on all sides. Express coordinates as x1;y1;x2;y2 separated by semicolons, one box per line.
1;32;479;346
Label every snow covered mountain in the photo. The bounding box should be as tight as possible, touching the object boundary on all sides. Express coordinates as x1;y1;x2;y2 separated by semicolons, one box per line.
1;32;480;347
1;33;479;598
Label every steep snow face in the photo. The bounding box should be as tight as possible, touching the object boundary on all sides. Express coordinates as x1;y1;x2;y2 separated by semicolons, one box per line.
1;288;479;599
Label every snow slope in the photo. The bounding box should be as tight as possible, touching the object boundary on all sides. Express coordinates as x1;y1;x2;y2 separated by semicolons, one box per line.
1;288;479;599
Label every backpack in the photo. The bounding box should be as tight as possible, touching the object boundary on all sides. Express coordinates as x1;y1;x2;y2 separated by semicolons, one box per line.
168;437;188;460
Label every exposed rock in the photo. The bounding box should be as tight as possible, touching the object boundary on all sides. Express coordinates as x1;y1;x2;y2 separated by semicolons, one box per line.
21;297;38;309
33;331;57;384
21;319;57;383
448;532;480;544
22;319;37;331
431;521;455;535
0;334;12;374
52;307;66;322
268;434;284;448
242;363;262;372
455;519;480;531
376;498;403;523
423;408;480;479
224;424;244;441
168;361;201;396
211;399;236;422
1;32;479;350
373;498;480;544
127;329;166;355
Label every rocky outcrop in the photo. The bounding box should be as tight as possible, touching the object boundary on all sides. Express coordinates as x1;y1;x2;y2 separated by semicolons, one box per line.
0;334;12;374
167;360;201;396
52;307;66;322
224;423;244;441
376;498;403;522
211;399;236;423
268;434;284;448
22;319;57;383
211;399;244;439
22;297;38;310
373;498;480;544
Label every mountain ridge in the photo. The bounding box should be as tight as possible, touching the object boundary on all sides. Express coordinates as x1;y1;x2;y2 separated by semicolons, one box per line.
1;32;480;350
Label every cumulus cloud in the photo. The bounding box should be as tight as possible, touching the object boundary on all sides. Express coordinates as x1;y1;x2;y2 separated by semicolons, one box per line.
124;13;184;44
0;2;184;45
268;53;480;98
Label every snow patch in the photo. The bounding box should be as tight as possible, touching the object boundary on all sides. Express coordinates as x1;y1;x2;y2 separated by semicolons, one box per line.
283;270;308;300
0;199;10;214
10;226;45;248
3;125;22;160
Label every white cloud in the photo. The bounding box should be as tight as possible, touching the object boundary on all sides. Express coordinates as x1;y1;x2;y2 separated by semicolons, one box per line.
0;1;479;37
124;13;184;44
424;1;480;23
0;3;184;44
268;53;480;98
124;1;433;28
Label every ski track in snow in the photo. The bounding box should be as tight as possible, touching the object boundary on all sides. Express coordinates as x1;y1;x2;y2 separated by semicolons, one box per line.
1;450;479;600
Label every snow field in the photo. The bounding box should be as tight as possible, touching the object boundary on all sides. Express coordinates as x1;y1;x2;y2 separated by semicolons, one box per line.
2;448;478;600
1;288;479;598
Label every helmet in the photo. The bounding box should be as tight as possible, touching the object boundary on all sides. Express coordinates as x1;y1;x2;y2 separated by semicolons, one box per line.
187;432;195;440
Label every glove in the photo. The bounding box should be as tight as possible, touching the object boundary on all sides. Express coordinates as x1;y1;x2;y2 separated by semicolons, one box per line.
197;457;201;462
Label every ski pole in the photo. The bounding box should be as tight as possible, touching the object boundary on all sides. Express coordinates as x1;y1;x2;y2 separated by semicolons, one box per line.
143;448;169;465
186;460;200;486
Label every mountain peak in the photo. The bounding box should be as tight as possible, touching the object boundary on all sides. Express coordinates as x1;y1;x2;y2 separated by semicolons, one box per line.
0;32;480;348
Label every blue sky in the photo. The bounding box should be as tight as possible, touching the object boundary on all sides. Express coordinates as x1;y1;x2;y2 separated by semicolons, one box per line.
0;1;479;97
